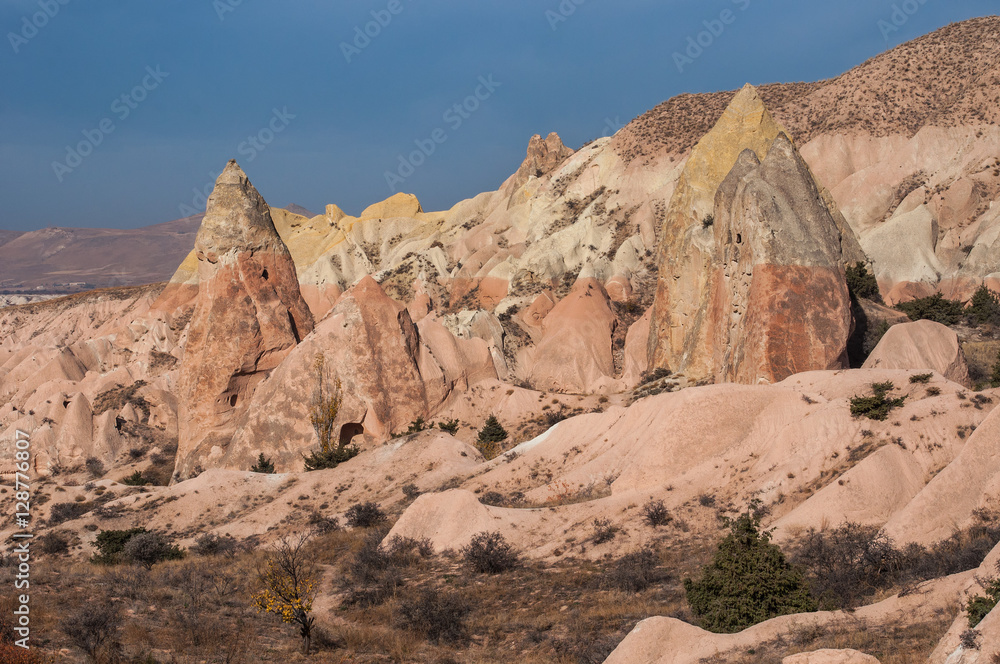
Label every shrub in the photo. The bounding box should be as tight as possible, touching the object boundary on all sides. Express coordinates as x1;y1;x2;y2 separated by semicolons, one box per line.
85;457;105;477
462;531;520;574
121;531;183;569
909;373;934;384
992;349;1000;388
966;577;1000;628
121;470;148;486
303;444;360;471
862;318;892;357
791;523;903;609
402;483;421;499
92;527;148;565
846;262;882;302
927;386;942;397
398;589;471;644
48;501;91;525
603;548;663;592
850;382;906;421
404;417;427;435
960;629;982;651
642;499;671;527
105;565;151;600
698;493;717;508
307;510;341;535
60;602;123;663
250;453;275;474
592;518;620;544
968;285;1000;327
345;531;430;607
895;292;965;326
438;419;460;434
345;502;386;529
476;414;509;460
39;531;70;555
191;532;242;557
684;502;816;633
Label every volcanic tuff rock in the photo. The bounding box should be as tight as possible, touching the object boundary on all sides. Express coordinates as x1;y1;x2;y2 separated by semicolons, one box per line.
224;276;496;471
503;131;576;195
648;86;856;384
174;161;314;480
861;320;971;387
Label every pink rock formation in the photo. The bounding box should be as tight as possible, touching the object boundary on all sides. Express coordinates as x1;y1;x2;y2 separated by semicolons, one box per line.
174;161;314;479
861;320;971;387
526;278;616;393
648;88;856;385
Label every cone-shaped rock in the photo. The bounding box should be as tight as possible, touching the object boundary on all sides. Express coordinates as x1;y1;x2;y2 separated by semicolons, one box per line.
710;136;853;382
174;161;314;479
648;84;789;379
648;85;856;383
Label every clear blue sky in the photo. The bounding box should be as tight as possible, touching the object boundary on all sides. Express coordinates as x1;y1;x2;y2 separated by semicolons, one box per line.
1;1;996;230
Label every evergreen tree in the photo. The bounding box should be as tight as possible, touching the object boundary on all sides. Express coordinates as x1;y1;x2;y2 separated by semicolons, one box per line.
251;453;275;474
684;502;816;633
476;415;508;460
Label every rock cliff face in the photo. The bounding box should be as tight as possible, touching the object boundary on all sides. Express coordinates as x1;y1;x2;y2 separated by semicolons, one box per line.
174;161;314;479
710;137;853;382
647;87;855;384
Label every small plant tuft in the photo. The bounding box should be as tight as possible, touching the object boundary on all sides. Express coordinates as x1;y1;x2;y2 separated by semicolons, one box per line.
642;499;672;527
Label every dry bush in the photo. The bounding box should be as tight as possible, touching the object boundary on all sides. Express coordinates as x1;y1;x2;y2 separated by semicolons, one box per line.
397;588;471;644
59;602;122;663
602;548;665;593
462;531;520;574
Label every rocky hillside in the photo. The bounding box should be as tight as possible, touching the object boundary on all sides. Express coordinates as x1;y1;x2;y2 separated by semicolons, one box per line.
3;17;1000;664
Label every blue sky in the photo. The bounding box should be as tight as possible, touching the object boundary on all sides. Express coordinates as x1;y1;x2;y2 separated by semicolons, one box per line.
0;1;996;230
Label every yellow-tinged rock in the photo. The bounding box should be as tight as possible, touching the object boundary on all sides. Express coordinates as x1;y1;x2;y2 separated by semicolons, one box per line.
326;204;346;224
676;83;788;220
359;192;423;220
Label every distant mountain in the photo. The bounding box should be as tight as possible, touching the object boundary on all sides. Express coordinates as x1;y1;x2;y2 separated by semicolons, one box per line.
283;203;317;218
0;206;309;291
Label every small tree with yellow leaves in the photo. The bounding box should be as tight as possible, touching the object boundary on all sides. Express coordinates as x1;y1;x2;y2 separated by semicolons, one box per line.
303;354;359;471
251;534;317;654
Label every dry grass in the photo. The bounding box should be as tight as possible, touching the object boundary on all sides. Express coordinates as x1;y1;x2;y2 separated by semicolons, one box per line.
963;339;1000;387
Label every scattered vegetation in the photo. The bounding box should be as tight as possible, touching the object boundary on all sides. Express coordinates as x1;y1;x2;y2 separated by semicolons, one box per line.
909;372;934;384
850;381;906;421
85;456;105;478
684;502;816;633
59;602;123;664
